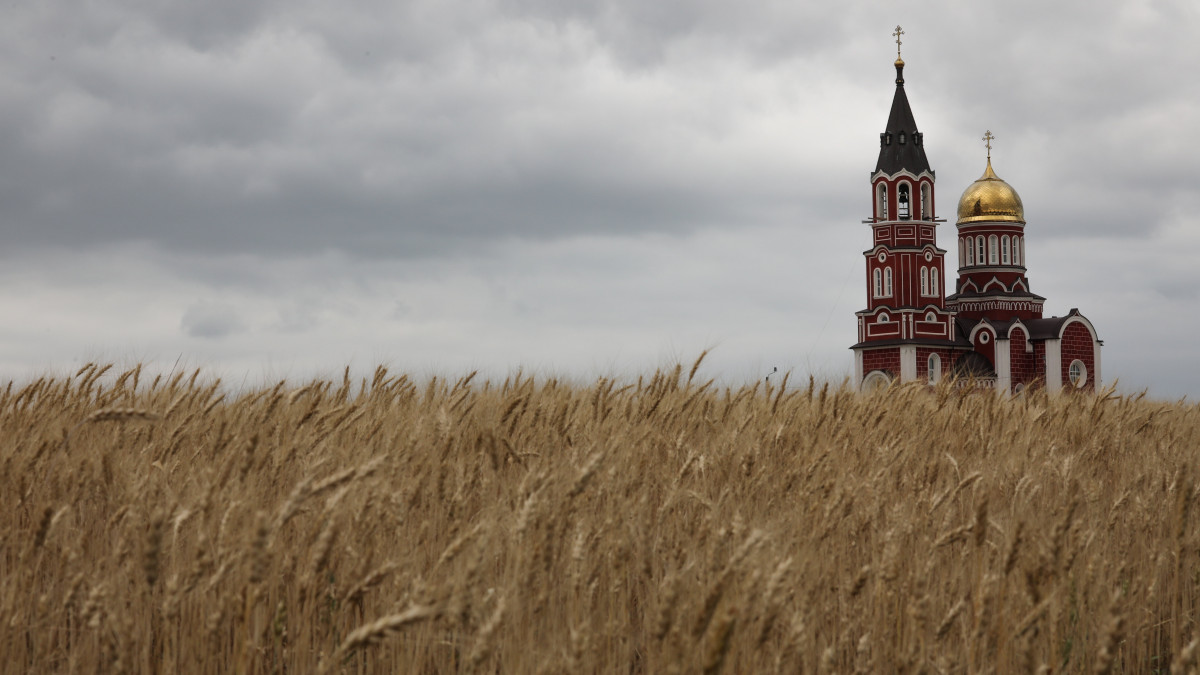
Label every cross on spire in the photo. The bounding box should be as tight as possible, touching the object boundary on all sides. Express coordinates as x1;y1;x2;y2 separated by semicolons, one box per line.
893;25;904;59
982;130;995;160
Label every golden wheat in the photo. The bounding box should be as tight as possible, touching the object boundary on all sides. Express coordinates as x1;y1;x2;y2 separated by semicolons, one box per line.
1;364;1199;672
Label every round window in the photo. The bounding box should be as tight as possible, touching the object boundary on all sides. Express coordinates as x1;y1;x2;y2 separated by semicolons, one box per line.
1069;360;1087;387
924;251;933;262
879;312;889;323
979;332;990;344
877;252;886;263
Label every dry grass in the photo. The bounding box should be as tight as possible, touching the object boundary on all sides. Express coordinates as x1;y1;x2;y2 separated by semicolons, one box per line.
2;360;1199;673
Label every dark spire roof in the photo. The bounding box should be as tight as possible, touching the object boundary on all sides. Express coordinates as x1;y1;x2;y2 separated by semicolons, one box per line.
874;60;931;176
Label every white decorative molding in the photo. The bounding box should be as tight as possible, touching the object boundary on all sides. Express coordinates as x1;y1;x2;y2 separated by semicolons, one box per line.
955;299;1041;313
1045;339;1063;393
900;345;917;382
994;339;1012;394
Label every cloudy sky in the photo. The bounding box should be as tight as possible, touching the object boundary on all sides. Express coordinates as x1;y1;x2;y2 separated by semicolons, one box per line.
1;0;1197;396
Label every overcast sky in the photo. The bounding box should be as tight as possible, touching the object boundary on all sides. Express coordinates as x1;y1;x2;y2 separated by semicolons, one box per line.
1;0;1197;397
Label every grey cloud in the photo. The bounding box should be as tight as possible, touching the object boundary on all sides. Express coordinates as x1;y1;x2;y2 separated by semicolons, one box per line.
0;0;884;260
181;302;245;338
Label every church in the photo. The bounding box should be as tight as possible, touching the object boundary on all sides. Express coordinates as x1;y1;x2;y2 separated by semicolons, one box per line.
850;29;1102;393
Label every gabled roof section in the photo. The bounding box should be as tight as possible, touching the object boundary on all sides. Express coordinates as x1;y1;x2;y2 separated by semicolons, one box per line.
875;61;931;176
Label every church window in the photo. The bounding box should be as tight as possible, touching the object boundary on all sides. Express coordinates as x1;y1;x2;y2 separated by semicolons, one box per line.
988;235;999;264
873;269;882;298
862;370;892;391
1015;237;1023;266
879;311;889;322
979;331;990;344
898;183;910;220
931;268;939;295
877;183;888;220
1069;360;1087;387
921;183;931;219
1002;236;1011;264
928;353;941;384
964;237;973;266
920;267;929;295
976;237;985;266
884;268;893;296
899;131;906;144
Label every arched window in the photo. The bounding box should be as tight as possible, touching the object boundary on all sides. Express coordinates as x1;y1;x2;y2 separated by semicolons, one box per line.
976;237;985;266
1015;237;1023;266
884;268;893;296
1069;360;1087;388
921;183;931;219
1001;235;1011;264
862;370;892;391
988;235;999;264
959;239;966;267
873;268;882;298
928;353;941;384
920;267;929;295
898;183;910;220
931;268;939;295
965;237;974;266
877;183;888;220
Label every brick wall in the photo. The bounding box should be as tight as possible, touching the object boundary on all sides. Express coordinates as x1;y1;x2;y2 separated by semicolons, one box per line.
973;330;995;366
1008;327;1042;388
861;348;901;379
915;347;959;382
1060;321;1097;391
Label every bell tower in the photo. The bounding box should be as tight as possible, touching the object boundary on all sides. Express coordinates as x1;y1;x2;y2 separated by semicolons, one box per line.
852;28;966;389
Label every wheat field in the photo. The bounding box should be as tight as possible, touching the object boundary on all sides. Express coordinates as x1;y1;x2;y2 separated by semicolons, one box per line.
2;359;1199;673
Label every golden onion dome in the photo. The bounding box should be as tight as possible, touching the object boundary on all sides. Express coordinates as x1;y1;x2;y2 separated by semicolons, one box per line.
956;159;1025;224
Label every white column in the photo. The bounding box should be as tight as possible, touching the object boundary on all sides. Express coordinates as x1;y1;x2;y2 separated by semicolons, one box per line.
1045;339;1063;393
853;350;864;390
994;339;1011;394
900;345;917;382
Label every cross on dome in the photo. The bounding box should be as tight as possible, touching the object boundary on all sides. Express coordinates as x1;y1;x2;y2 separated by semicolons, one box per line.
982;130;995;160
893;25;904;59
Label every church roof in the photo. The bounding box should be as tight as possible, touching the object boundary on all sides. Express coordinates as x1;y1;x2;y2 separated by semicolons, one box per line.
956;158;1025;224
875;61;931;176
953;311;1100;343
1025;317;1073;341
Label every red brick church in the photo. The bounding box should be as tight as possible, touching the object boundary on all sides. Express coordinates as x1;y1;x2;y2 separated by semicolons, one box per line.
851;29;1102;393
